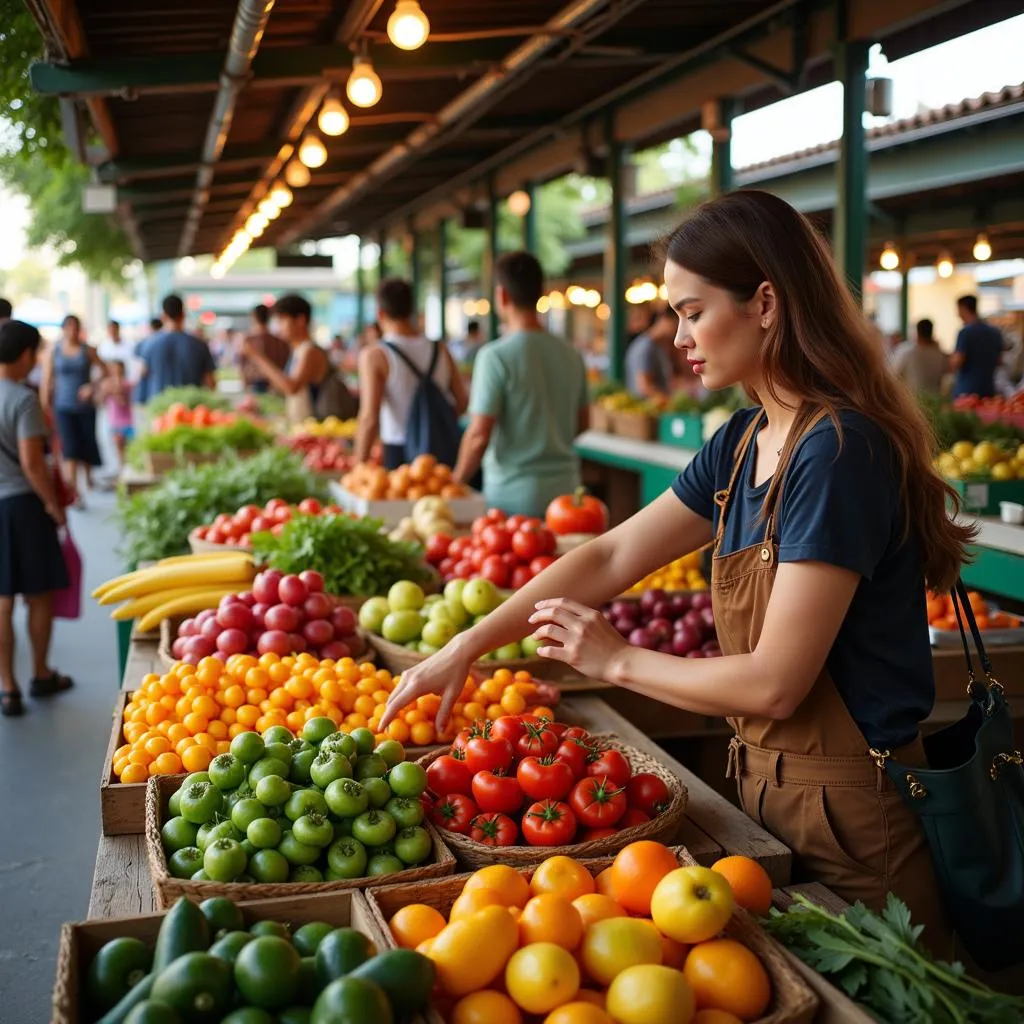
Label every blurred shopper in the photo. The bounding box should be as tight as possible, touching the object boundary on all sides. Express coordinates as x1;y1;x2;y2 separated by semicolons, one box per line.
0;298;11;325
41;315;104;507
452;252;588;516
893;319;947;397
0;321;72;717
449;320;484;367
951;294;1002;398
98;361;134;470
356;278;467;468
139;295;216;400
625;305;677;401
240;304;290;395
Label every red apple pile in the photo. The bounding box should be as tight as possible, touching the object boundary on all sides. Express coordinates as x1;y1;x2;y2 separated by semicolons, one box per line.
194;498;345;548
287;435;355;474
603;588;721;658
172;569;366;663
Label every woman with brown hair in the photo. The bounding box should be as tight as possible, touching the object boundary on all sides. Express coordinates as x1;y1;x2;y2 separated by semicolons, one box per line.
383;190;972;953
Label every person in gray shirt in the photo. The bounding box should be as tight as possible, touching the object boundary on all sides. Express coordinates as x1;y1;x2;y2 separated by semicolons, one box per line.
625;305;677;401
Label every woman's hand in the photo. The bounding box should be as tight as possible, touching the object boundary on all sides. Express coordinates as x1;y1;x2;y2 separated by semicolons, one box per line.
528;598;630;681
379;643;476;733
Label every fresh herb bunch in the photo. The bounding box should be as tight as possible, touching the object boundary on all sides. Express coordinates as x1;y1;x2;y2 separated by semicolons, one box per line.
766;893;1024;1024
145;387;233;416
117;447;326;565
251;513;434;597
128;420;273;459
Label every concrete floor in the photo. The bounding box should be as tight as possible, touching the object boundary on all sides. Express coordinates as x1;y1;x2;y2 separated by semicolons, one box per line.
0;486;124;1022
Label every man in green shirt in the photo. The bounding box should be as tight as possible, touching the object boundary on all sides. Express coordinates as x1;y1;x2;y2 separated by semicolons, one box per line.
453;251;589;516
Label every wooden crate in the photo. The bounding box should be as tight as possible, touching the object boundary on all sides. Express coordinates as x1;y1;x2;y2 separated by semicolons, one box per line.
589;403;613;433
610;409;657;441
53;890;389;1024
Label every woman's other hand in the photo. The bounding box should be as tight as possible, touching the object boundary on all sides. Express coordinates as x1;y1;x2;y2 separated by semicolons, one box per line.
529;598;629;681
379;643;476;733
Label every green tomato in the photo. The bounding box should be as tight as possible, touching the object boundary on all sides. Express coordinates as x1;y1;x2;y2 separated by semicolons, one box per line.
289;865;325;884
204;838;247;882
351;810;397;847
394;826;432;865
354;754;387;781
302;716;338;745
384;796;424;829
361;777;391;809
289;747;317;786
278;832;322;867
387;761;428;799
324;778;369;819
320;732;357;761
167;786;183;818
333;819;353;841
224;783;255;813
196;821;218;852
247;817;283;850
286;788;328;822
191;869;210;881
255;774;292;807
326;837;368;879
292;921;335;957
310;750;352;788
234;936;301;1011
178;780;224;825
248;757;290;787
366;839;395;856
349;727;376;756
494;642;522;660
208;752;246;791
240;838;258;860
249;848;290;883
206;820;244;847
263;725;295;746
264;741;294;768
208;930;254;964
168;846;204;880
220;1008;276;1024
161;816;199;854
86;936;151;1012
374;740;405;769
199;896;245;935
231;797;268;833
230;730;266;765
293;812;335;849
250;919;291;941
367;853;405;877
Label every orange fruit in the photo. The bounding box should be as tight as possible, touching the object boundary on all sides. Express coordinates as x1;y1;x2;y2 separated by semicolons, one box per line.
150;752;183;776
389;904;446;949
594;867;617;898
543;1003;613;1024
572;893;626;930
693;1011;745;1024
607;841;679;915
573;989;607;1008
684;938;771;1020
409;721;435;746
449;886;506;921
711;856;774;916
120;763;148;784
181;745;213;773
660;933;690;969
451;989;522;1024
519;895;583;950
531;856;596;901
464;865;531;908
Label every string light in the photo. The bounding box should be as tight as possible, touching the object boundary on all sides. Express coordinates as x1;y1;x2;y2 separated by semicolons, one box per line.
318;94;350;137
536;295;551;313
269;182;293;208
936;254;954;279
879;242;900;271
507;190;531;217
347;56;383;109
387;0;430;51
298;133;328;169
547;291;567;310
284;159;311;188
258;197;281;220
973;233;992;261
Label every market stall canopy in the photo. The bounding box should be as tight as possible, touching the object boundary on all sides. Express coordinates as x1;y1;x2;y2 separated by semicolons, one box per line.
26;0;1020;262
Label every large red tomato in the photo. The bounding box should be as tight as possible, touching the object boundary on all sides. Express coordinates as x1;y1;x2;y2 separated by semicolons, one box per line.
522;800;577;846
545;488;609;535
517;755;575;801
569;776;627;828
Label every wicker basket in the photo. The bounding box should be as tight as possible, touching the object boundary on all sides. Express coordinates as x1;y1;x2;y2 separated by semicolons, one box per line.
610;409;657;441
145;775;456;910
368;632;548;677
366;851;818;1024
187;527;244;555
589;403;613;433
417;733;686;868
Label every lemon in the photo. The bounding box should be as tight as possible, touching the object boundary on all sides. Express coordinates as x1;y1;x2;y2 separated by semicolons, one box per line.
951;441;975;461
992;462;1016;481
958;458;980;477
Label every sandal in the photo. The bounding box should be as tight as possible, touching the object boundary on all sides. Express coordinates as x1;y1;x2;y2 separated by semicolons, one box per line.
1;690;25;716
30;672;74;697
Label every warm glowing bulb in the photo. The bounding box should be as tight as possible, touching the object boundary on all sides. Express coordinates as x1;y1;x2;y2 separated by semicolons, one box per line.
347;56;383;108
245;212;268;237
298;133;328;169
258;198;281;220
462;299;476;316
973;233;992;261
269;182;293;208
476;299;491;315
536;296;551;314
507;190;531;217
318;96;350;137
387;0;429;50
658;283;668;301
566;285;586;306
596;303;611;320
210;263;225;279
879;242;899;271
583;289;601;308
285;158;311;188
548;291;566;310
936;255;954;279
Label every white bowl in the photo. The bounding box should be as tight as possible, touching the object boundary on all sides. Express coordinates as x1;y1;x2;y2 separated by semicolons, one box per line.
999;501;1024;525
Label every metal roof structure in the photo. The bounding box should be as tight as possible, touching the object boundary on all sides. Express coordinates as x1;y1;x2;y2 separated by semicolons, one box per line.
25;0;1020;263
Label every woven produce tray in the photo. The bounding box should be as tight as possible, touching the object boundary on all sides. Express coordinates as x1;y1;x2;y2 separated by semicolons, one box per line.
418;733;686;868
367;848;818;1024
145;775;456;909
368;632;548;677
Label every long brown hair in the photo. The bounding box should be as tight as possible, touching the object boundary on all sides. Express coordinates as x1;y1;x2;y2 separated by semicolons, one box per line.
662;189;972;590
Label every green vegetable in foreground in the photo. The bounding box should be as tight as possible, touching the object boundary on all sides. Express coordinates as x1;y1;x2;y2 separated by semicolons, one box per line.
765;893;1024;1024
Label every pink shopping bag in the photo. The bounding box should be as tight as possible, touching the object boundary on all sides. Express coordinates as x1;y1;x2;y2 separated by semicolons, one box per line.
53;527;82;620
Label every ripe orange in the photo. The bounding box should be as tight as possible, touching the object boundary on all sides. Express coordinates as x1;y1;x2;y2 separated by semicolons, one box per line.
451;989;522;1024
181;745;213;773
449;886;506;921
571;893;625;930
607;841;679;915
684;938;772;1020
120;763;148;784
543;1002;613;1024
594;867;617;898
518;894;584;950
531;856;596;901
711;856;774;916
389;904;446;949
463;864;531;908
693;1011;745;1024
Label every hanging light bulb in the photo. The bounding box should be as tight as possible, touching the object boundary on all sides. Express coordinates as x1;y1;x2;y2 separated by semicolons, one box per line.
507;190;531;217
936;253;954;279
596;303;611;321
318;94;350;137
347;56;383;109
298;133;328;169
245;212;268;238
973;233;992;262
269;182;293;208
258;197;281;220
879;241;900;271
387;0;430;50
536;296;551;314
210;263;226;279
284;158;311;188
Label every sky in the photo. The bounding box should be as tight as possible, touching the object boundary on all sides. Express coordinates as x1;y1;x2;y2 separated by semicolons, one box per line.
1;11;1022;275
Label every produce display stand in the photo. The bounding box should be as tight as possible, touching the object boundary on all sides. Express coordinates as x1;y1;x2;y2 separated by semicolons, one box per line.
960;515;1024;604
116;464;159;496
328;481;486;527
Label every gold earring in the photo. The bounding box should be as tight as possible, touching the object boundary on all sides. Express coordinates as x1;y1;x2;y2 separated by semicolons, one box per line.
762;319;769;329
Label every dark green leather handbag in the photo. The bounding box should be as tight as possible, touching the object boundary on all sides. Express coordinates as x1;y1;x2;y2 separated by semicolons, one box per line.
881;580;1024;971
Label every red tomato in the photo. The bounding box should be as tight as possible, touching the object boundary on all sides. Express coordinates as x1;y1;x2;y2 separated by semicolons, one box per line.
250;515;271;534
464;735;514;776
501;551;519;569
207;526;228;544
273;507;292;525
517;755;576;801
626;772;672;816
587;749;631;787
469;548;487;571
545;489;609;536
439;557;456;578
505;514;527;532
469;812;518;847
510;565;534;590
511;525;544;561
536;528;558;556
529;555;557;576
425;534;453;565
522;799;577;846
452;559;474;580
452;721;489;754
580;827;618;842
471;771;524;815
618;807;651;829
449;536;473;560
264;498;288;514
481;524;512;555
429;793;477;834
298;497;322;515
562;726;591;742
426;753;473;796
480;555;511;589
555;738;593;779
569;776;627;829
491;715;527;748
516;721;560;759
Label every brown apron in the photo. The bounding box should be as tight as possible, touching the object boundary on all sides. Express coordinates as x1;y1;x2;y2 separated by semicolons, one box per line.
713;412;953;955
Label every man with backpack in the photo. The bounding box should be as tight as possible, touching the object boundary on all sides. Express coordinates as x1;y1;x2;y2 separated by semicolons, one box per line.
355;278;468;469
452;251;589;516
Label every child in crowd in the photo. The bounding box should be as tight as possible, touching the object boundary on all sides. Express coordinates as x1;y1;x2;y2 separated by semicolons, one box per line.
99;360;134;469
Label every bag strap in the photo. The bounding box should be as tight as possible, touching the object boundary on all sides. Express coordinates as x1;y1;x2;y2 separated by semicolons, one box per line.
950;578;998;702
384;341;440;382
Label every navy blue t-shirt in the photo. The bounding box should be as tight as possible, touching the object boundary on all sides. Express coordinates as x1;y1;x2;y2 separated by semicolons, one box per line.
953;321;1002;398
142;330;216;400
672;407;934;749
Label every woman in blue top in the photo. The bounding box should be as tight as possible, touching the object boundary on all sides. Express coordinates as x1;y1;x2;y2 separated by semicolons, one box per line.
383;191;973;955
42;315;105;508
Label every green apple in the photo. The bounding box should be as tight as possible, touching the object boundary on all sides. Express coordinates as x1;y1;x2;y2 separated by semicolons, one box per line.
417;641;441;656
427;603;454;625
443;578;467;605
358;596;391;633
472;614;489;626
494;642;522;661
423;594;444;609
381;610;425;644
520;635;542;657
443;599;469;628
422;619;457;648
388;580;426;611
462;578;501;617
404;641;420;650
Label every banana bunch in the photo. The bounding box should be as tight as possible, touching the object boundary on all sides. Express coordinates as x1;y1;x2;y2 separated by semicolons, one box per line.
93;550;256;632
290;416;358;438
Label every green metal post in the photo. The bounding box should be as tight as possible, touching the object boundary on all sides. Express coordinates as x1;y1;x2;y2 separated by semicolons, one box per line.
605;112;628;384
709;98;736;197
437;219;448;340
899;268;910;341
355;238;366;336
486;180;500;340
377;229;388;282
523;182;538;254
834;39;870;301
409;222;422;318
